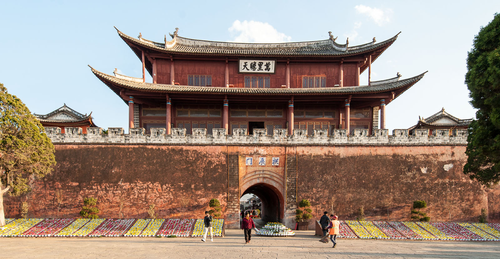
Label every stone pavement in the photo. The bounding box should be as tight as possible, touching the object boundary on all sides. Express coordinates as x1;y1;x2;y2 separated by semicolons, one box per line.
2;230;499;259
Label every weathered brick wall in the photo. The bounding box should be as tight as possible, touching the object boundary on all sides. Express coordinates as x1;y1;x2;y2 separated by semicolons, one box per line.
4;143;499;228
4;145;228;220
295;146;497;225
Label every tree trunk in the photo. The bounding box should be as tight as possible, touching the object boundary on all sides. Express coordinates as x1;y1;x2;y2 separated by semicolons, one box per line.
0;184;10;227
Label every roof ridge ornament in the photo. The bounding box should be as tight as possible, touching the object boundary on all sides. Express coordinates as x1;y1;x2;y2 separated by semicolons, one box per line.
373;37;376;43
328;31;338;42
346;37;349;50
138;33;142;39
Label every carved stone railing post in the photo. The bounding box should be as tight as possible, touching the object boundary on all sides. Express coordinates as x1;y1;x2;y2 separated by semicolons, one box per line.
44;127;61;142
230;128;248;144
191;128;208;143
412;129;429;144
149;128;166;143
312;129;328;144
64;127;83;143
129;128;146;143
372;129;389;144
350;129;369;144
390;129;410;144
451;129;468;144
331;129;347;144
273;129;288;143
252;128;269;144
108;127;125;143
291;129;307;144
430;129;450;144
87;127;103;143
212;128;227;144
170;128;186;143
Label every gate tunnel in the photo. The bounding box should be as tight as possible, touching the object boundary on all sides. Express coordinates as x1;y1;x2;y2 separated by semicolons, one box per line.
242;183;284;223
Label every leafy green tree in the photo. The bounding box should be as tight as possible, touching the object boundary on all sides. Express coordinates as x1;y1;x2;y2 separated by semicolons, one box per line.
464;13;500;186
0;83;56;226
80;197;100;219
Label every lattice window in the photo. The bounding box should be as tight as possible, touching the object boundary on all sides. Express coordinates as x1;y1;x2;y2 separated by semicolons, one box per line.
302;76;326;88
188;75;212;86
244;76;270;88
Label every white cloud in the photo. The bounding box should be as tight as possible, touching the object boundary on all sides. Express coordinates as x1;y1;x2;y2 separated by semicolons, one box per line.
344;22;362;43
228;20;292;43
355;5;392;26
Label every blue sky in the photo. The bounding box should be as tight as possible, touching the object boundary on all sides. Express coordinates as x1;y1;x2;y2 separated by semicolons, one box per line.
1;1;499;132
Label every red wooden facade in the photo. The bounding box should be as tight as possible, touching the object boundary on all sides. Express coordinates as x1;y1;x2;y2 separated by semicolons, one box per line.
92;28;425;135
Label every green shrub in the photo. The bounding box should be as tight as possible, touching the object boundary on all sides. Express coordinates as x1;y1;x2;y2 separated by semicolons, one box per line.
209;198;222;218
80;197;100;219
296;199;312;222
147;204;156;219
411;200;429;222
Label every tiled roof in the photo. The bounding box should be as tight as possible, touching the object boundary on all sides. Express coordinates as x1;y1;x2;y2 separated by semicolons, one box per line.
90;66;426;96
35;104;95;124
116;28;399;57
408;108;472;130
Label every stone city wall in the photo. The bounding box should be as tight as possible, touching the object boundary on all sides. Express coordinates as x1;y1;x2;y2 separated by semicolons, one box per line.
4;127;499;229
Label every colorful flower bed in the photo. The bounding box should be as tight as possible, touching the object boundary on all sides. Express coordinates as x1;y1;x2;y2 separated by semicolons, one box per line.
388;222;422;240
490;223;500;232
339;221;357;238
444;222;482;241
416;222;452;240
124;219;151;237
54;218;89;237
21;218;75;237
373;221;406;239
256;222;295;237
156;219;195;237
430;222;465;240
359;221;388;239
107;219;136;237
458;223;498;241
403;222;437;240
0;218;44;237
72;218;105;237
345;220;373;239
473;223;500;238
140;219;165;237
191;219;224;237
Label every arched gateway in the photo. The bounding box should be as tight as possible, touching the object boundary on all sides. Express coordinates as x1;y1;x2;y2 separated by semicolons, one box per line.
240;171;285;222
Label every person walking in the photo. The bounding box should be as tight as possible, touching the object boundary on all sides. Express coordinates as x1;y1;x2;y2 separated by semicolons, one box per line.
241;212;256;244
201;211;213;242
329;215;340;248
319;211;330;243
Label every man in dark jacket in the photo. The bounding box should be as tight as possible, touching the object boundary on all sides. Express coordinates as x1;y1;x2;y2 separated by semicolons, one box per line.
319;211;330;243
201;211;213;242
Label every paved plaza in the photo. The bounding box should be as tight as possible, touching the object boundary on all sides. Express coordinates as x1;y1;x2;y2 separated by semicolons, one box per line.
2;230;500;259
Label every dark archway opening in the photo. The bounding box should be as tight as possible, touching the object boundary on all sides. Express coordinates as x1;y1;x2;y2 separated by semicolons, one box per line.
241;183;282;223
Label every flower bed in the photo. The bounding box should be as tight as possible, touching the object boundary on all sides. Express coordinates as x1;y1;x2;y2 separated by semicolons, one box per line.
445;223;482;241
458;223;498;241
124;219;151;237
490;223;500;232
0;218;44;237
339;221;357;238
403;222;437;240
256;222;295;237
373;221;406;239
474;223;500;238
54;218;89;237
430;222;466;240
72;219;105;237
416;222;452;240
21;218;76;237
359;221;388;239
140;219;165;237
192;219;224;237
156;219;195;237
107;219;136;237
345;221;373;239
388;222;422;240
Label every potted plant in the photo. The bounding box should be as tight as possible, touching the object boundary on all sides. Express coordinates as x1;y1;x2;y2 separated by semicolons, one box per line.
296;199;313;230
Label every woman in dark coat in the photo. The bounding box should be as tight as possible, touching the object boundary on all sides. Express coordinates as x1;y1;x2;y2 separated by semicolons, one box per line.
241;212;256;244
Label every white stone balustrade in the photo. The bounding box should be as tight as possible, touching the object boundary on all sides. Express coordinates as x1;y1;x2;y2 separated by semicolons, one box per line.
44;127;468;146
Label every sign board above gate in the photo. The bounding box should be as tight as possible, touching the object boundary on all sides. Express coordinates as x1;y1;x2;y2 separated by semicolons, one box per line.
239;60;276;74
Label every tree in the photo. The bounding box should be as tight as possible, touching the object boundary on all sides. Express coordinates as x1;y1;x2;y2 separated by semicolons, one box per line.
0;83;56;226
464;13;500;186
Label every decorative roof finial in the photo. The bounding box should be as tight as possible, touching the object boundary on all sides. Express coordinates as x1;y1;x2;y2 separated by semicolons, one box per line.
442;107;445;113
397;72;401;78
114;68;118;75
138;32;142;39
328;31;333;40
373;37;376;43
346;37;349;47
174;27;179;37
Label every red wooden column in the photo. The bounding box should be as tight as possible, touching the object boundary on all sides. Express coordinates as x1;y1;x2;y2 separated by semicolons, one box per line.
288;97;294;135
368;55;372;86
286;59;290;88
170;57;175;84
345;98;351;135
141;51;145;83
166;94;172;134
128;96;135;131
380;99;386;130
153;58;157;84
223;96;229;134
225;58;229;87
339;60;344;87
